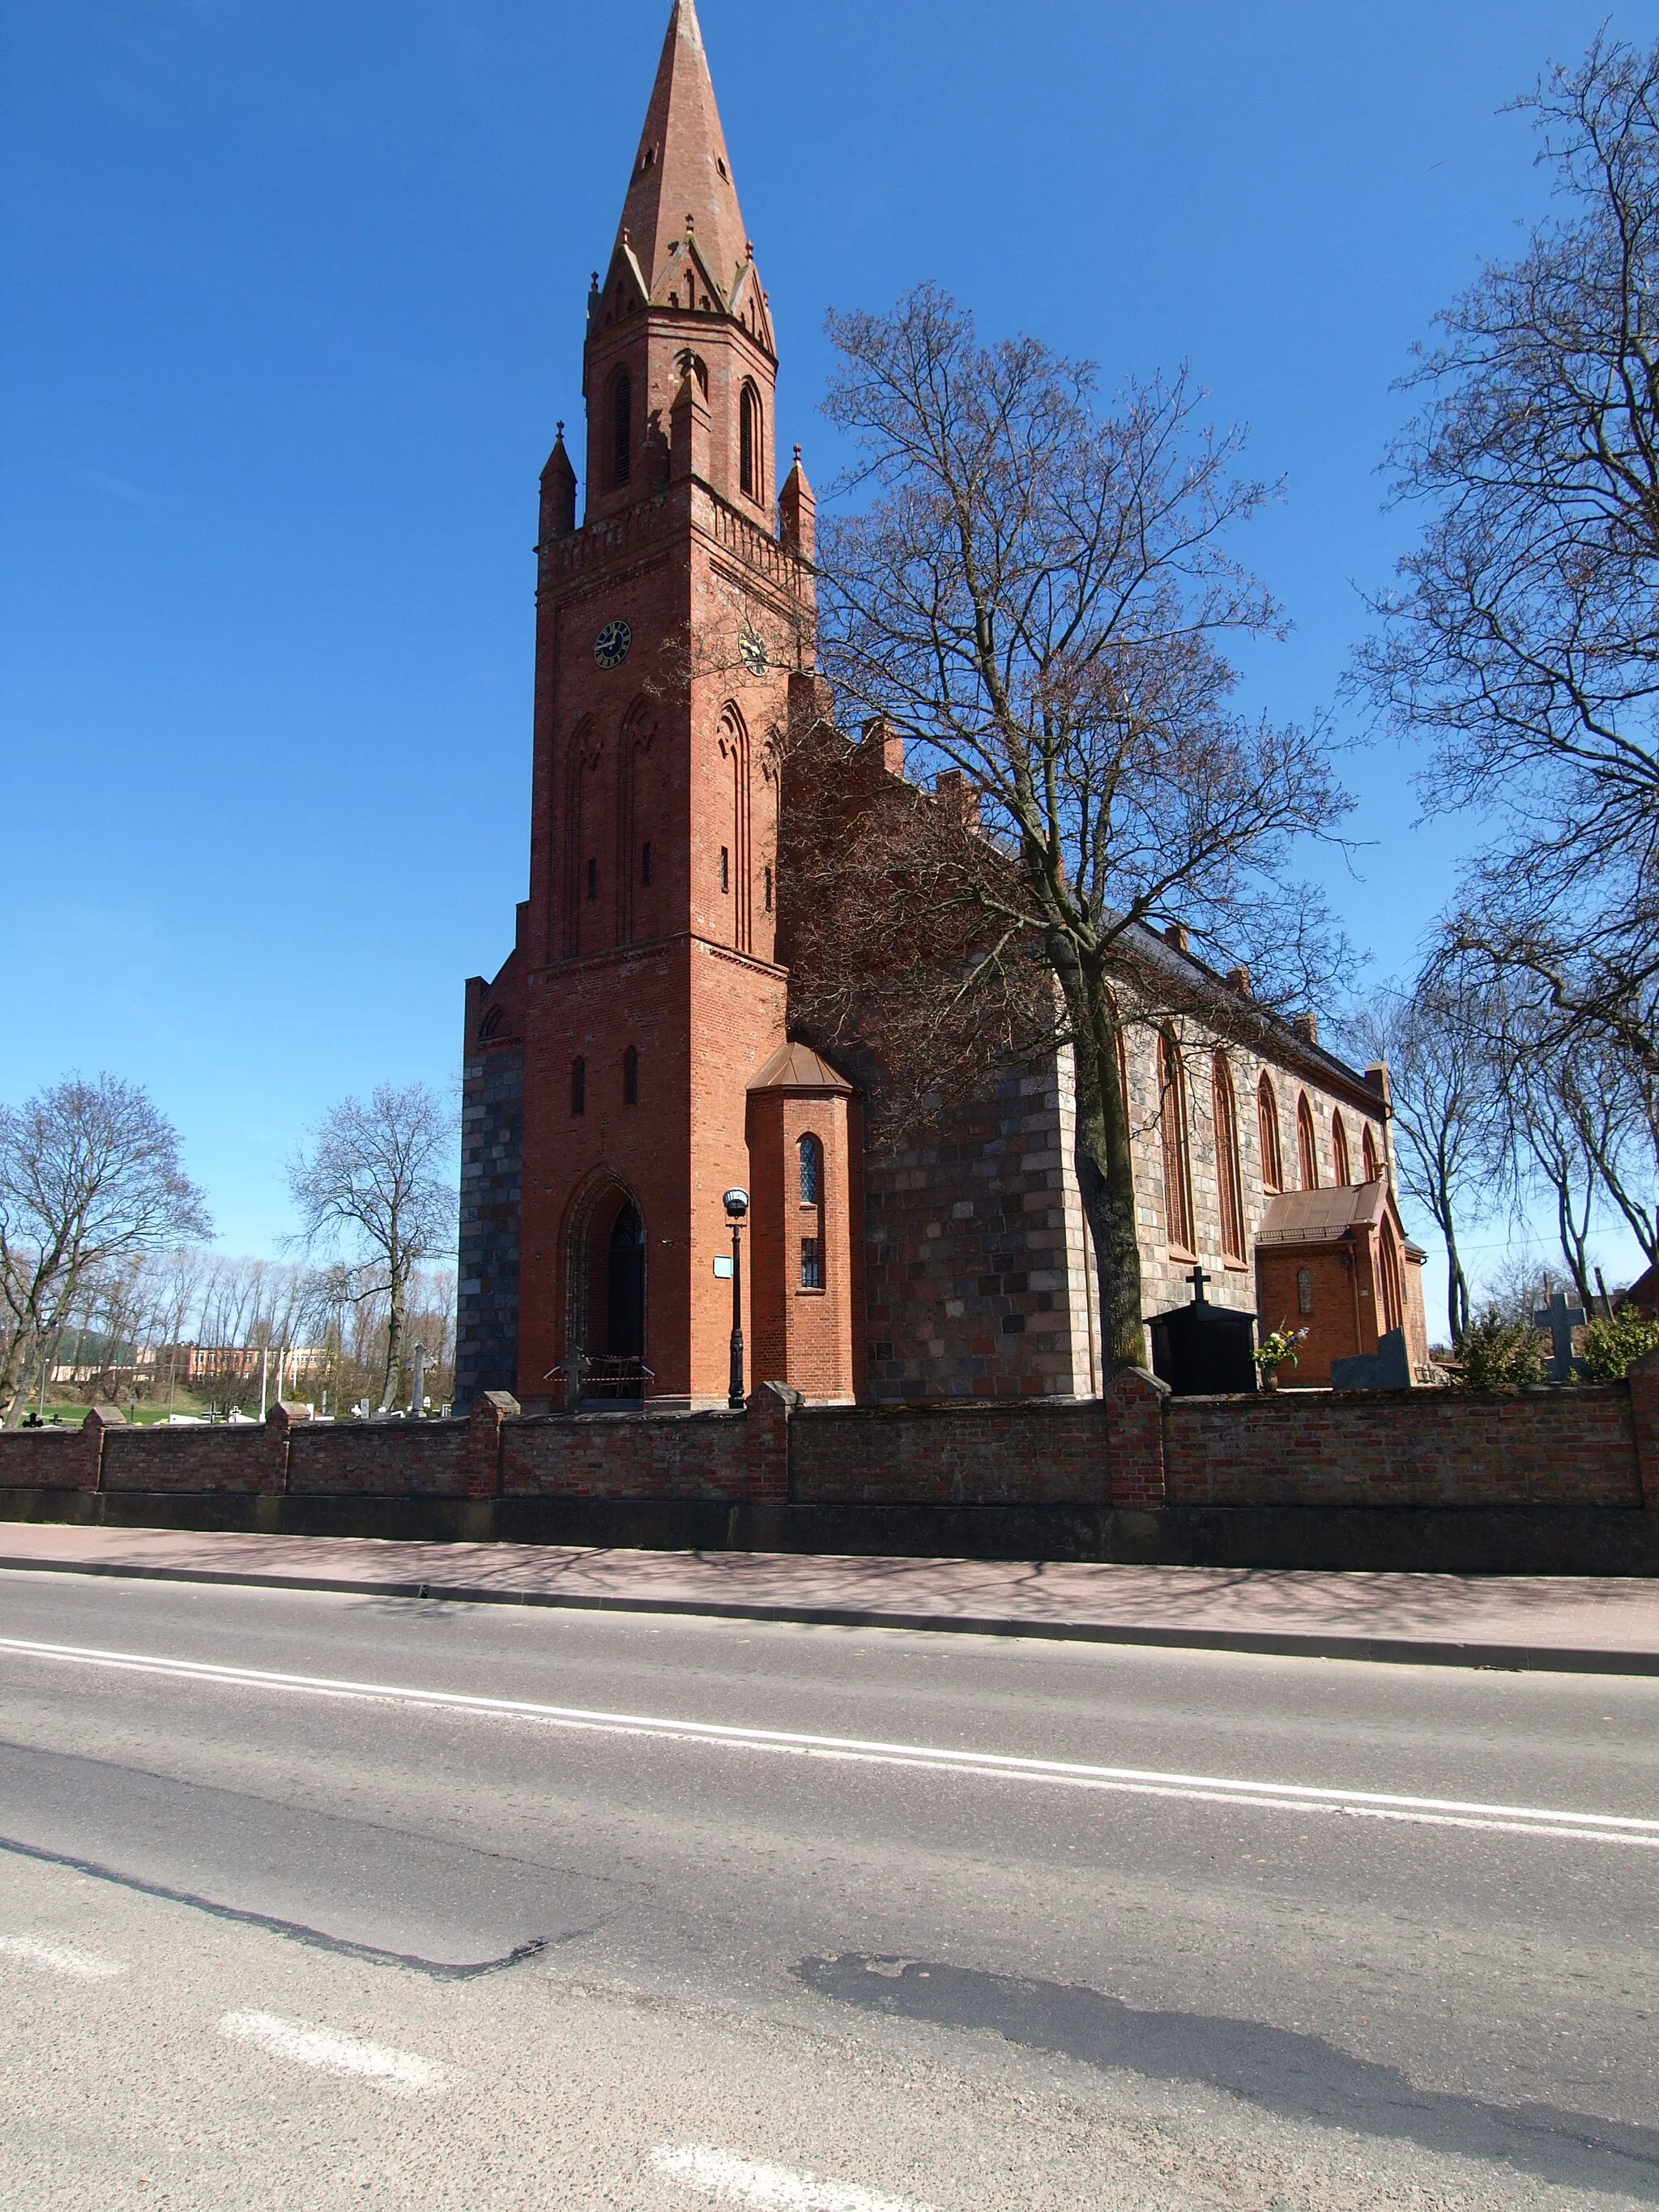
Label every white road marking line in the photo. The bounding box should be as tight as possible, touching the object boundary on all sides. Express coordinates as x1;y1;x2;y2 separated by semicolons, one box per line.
216;2010;447;2096
0;1632;1653;1848
650;2144;936;2212
0;1935;126;1980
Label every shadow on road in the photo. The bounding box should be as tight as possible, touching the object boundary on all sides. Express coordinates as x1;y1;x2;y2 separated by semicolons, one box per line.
796;1952;1659;2200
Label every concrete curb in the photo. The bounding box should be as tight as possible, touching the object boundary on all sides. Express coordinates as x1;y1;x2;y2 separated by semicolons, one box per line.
3;1549;1657;1676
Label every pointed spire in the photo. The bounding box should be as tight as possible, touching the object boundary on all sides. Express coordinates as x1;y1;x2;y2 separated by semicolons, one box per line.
614;0;748;302
539;422;577;538
779;445;815;561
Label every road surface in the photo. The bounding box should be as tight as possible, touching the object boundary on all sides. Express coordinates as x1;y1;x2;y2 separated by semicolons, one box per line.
0;1565;1653;2209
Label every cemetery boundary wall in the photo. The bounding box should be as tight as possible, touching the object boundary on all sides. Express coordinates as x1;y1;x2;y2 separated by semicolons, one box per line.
2;1354;1657;1575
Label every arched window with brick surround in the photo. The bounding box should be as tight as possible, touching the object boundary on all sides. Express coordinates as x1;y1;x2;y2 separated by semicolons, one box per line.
1298;1093;1320;1190
1158;1033;1195;1255
1213;1054;1245;1264
1257;1076;1283;1193
1363;1124;1381;1183
798;1135;825;1288
740;381;762;501
1332;1109;1351;1187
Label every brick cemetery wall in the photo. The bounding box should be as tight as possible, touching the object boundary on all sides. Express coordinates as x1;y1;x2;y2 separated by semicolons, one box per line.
789;1397;1106;1506
1162;1383;1641;1509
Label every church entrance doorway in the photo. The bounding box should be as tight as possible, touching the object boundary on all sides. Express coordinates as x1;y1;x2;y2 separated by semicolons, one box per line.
606;1202;646;1358
564;1177;651;1404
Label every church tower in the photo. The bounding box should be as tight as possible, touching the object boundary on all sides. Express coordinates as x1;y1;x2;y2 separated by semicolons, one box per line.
458;0;855;1412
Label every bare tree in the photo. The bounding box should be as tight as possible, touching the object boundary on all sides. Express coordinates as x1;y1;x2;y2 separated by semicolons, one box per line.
0;1074;211;1426
809;287;1351;1366
1346;983;1499;1346
1362;35;1659;1083
287;1084;457;1413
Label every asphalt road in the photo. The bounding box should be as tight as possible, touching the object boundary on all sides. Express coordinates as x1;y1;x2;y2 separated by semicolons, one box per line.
0;1566;1654;2210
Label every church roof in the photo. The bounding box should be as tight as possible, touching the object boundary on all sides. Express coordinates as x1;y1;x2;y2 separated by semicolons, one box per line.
614;0;749;306
1255;1182;1389;1244
748;1041;854;1094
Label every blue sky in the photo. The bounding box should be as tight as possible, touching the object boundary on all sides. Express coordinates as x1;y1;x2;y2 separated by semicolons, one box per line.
1;0;1646;1306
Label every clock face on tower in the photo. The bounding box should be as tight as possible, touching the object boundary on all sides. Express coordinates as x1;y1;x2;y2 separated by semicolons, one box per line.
594;620;633;671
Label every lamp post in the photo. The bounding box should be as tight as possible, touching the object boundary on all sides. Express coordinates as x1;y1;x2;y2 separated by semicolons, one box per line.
723;1187;749;1409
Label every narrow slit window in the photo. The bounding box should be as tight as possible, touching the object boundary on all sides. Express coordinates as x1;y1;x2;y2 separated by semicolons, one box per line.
1297;1266;1314;1315
641;840;653;886
586;858;598;901
570;1057;586;1117
719;846;729;893
623;1046;638;1106
800;1237;824;1289
763;864;773;912
740;382;761;500
612;371;632;487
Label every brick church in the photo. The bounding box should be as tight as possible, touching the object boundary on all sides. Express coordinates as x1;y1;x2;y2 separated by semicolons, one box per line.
456;0;1428;1415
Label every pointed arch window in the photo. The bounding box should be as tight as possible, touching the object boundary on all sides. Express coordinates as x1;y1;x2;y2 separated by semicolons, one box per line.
740;382;762;501
1379;1219;1405;1334
1257;1076;1283;1193
1158;1033;1195;1255
1363;1124;1381;1183
1332;1109;1352;1187
1213;1054;1246;1264
612;370;633;487
1298;1093;1320;1190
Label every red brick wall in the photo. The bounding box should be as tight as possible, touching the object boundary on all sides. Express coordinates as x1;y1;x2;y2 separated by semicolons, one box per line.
99;1423;284;1494
286;1423;471;1497
0;1426;100;1490
1164;1385;1641;1507
2;1379;1653;1519
787;1400;1106;1506
500;1410;749;1498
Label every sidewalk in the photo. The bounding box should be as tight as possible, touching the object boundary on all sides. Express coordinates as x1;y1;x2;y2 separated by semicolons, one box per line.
1;1521;1657;1673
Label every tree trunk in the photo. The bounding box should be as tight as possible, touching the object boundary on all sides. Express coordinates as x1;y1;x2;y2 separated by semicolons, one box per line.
1444;1225;1470;1348
1054;942;1145;1373
377;1257;406;1414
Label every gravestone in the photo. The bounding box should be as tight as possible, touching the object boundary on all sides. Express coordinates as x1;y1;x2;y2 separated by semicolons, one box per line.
1331;1327;1411;1392
1533;1289;1586;1382
1149;1265;1258;1396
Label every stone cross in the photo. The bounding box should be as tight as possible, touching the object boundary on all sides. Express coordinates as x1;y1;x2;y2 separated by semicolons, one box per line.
1188;1264;1211;1305
1533;1288;1586;1383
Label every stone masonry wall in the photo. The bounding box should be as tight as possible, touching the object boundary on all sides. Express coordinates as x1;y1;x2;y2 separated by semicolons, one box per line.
455;1039;524;1412
860;1058;1094;1403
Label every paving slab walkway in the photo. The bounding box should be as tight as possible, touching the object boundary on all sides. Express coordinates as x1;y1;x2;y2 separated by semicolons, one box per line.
0;1522;1657;1673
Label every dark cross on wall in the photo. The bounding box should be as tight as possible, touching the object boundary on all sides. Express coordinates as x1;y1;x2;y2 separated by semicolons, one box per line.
1188;1265;1210;1306
1533;1289;1586;1383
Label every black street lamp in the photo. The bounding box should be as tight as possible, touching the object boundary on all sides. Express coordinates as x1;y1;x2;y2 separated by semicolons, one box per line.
723;1187;749;1409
